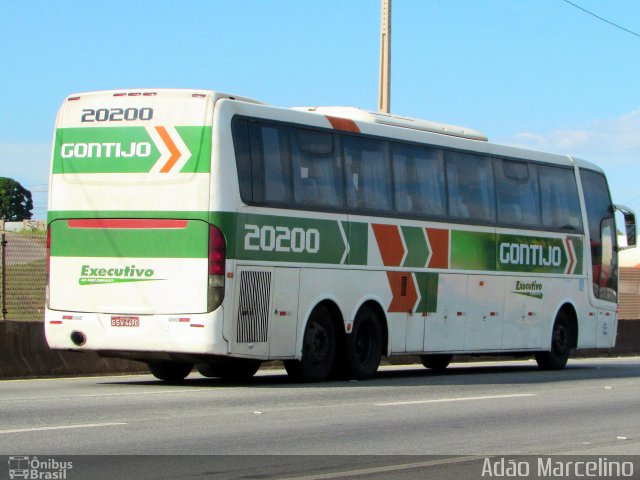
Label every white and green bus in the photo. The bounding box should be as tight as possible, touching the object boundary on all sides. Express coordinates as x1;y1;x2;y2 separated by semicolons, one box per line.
45;89;637;382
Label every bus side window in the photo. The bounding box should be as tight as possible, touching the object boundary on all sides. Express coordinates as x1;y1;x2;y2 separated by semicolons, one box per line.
599;218;617;302
343;137;392;212
446;151;495;223
392;145;445;217
539;166;582;231
292;128;343;208
581;168;617;300
249;124;292;204
231;118;253;203
495;159;541;227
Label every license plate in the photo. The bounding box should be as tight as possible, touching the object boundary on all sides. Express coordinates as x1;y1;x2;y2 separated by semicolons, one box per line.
111;316;140;327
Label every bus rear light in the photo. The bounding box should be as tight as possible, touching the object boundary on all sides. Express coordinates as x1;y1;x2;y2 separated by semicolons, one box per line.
45;228;51;306
68;96;81;101
208;225;226;312
208;225;226;276
113;92;156;97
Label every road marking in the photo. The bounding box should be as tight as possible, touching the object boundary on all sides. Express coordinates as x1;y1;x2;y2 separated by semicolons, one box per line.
375;393;535;406
279;455;483;480
0;389;206;403
0;422;127;435
79;389;195;398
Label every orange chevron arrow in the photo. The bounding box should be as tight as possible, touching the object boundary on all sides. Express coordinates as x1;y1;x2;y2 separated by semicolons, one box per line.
426;228;449;269
386;271;418;313
565;238;575;274
155;126;181;173
372;224;405;267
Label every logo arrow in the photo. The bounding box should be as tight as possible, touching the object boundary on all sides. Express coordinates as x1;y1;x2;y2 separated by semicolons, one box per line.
147;126;192;173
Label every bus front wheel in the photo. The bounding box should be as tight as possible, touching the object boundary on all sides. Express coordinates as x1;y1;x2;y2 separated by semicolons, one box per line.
148;361;193;381
284;305;336;383
535;311;572;370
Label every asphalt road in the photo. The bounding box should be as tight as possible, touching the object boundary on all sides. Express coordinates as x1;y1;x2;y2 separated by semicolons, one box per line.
1;357;639;479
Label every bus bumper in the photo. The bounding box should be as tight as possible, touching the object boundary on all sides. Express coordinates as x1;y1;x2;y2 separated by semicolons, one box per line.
44;307;229;359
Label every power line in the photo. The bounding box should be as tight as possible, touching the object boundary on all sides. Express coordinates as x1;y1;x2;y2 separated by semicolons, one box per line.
625;194;640;206
562;0;640;40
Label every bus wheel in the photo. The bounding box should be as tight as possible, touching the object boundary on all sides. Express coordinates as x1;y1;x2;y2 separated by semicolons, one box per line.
535;311;571;370
346;306;382;380
284;305;335;383
148;361;193;381
420;354;453;371
197;358;261;380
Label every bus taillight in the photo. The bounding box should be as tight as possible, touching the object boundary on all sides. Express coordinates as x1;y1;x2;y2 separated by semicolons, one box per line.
208;225;226;312
45;227;51;307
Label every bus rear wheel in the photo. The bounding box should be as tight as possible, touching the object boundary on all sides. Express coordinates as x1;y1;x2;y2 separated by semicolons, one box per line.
420;354;453;371
535;311;572;370
197;358;261;380
345;306;382;380
284;305;335;383
148;361;193;381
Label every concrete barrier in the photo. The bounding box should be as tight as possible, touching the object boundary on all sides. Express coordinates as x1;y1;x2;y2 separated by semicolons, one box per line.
1;321;146;379
0;321;31;377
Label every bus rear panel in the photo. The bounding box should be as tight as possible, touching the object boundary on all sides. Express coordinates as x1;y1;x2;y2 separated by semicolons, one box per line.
45;90;228;359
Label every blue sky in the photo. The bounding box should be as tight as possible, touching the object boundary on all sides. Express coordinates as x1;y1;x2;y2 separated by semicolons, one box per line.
1;0;639;262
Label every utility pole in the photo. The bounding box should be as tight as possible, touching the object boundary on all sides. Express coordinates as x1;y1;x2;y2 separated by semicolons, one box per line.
378;0;391;113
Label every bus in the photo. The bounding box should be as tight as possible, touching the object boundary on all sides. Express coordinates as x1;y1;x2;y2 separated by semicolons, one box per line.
45;89;637;382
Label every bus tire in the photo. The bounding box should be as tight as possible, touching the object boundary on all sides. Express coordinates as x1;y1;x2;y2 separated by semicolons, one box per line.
535;311;572;370
197;358;261;380
345;306;382;380
148;361;193;381
284;305;335;383
420;354;453;371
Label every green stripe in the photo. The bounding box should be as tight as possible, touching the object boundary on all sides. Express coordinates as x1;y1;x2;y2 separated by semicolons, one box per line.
48;209;585;275
401;226;430;268
48;210;211;223
415;272;439;313
176;126;212;173
496;234;583;275
346;221;368;266
52;126;211;174
451;231;496;271
50;219;208;258
231;213;347;265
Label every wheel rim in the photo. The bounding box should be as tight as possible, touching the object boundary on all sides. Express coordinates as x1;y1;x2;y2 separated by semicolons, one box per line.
305;320;330;365
553;323;569;354
355;321;375;364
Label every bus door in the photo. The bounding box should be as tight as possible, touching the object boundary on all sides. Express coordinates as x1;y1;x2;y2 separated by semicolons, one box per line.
595;216;617;347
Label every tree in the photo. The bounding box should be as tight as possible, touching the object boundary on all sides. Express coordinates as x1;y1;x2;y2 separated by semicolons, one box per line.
0;177;33;221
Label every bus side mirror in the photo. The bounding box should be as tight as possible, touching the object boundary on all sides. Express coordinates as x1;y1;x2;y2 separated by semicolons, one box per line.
615;205;637;250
